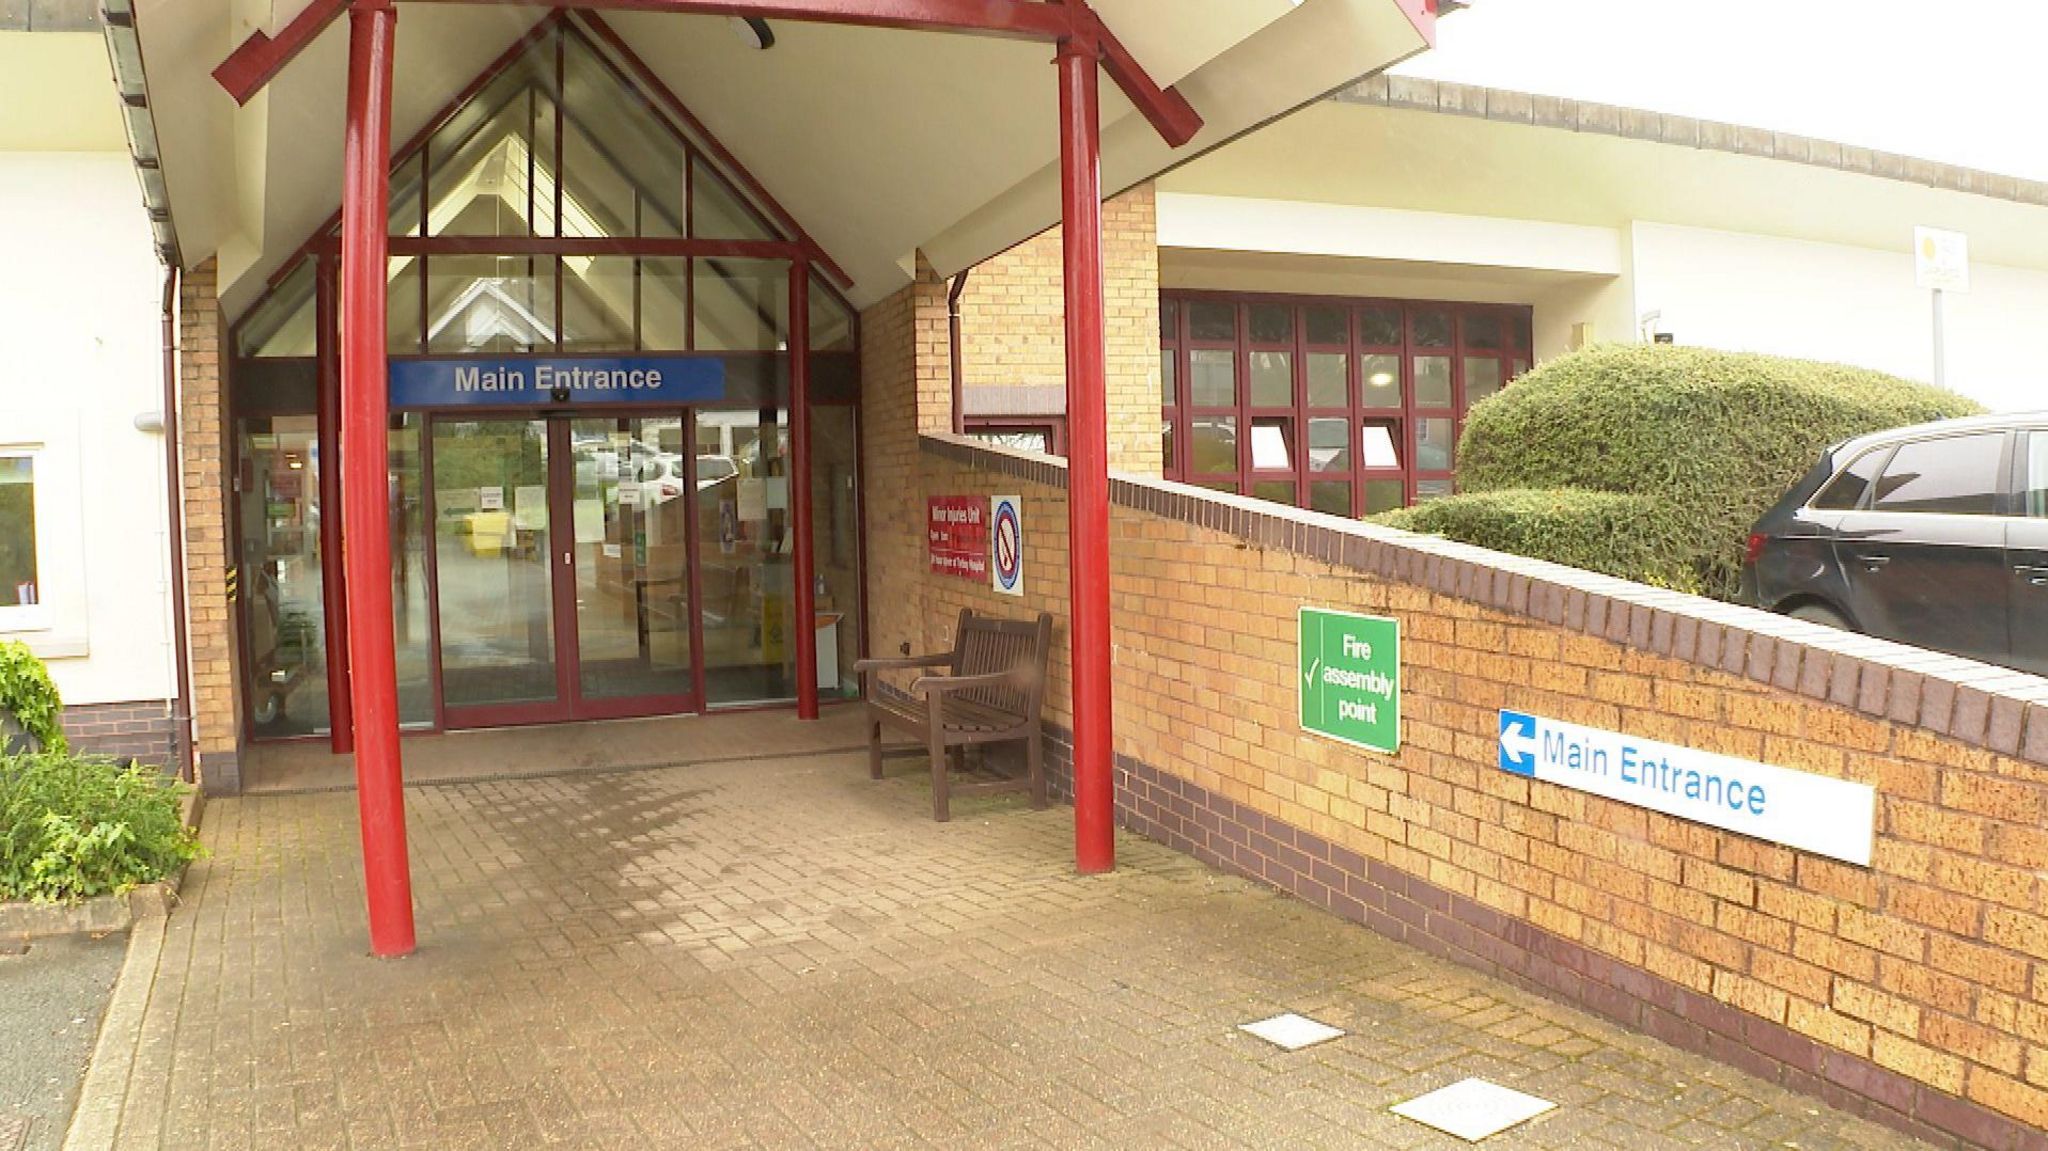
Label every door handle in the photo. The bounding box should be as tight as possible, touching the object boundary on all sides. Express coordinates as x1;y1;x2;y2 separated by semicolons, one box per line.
1855;553;1891;570
2015;564;2048;586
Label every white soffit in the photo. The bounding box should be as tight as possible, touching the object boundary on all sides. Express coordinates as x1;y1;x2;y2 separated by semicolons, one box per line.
0;33;126;151
133;0;1432;316
1161;99;2048;274
1157;192;1625;277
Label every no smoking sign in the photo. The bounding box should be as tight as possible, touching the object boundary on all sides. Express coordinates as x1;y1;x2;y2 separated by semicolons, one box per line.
991;494;1024;597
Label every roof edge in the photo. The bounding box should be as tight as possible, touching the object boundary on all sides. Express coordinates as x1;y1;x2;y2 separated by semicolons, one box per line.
1334;74;2048;212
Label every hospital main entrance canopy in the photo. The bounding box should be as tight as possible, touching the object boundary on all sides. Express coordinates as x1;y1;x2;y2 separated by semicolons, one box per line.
115;0;1439;954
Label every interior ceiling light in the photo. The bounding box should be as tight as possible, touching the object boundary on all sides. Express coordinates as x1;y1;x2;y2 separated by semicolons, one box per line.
729;16;775;50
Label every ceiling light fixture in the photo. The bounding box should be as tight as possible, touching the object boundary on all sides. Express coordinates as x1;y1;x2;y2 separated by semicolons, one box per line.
729;16;775;50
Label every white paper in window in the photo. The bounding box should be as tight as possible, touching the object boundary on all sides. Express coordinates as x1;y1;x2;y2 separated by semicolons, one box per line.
1361;425;1400;469
1251;424;1291;470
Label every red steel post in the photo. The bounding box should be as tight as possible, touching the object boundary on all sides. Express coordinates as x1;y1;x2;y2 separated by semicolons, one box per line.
315;254;353;754
1057;29;1114;873
790;263;819;719
340;0;416;957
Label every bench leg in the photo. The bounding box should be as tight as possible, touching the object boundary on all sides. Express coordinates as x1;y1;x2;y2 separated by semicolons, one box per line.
929;729;951;822
1027;729;1047;810
868;717;884;781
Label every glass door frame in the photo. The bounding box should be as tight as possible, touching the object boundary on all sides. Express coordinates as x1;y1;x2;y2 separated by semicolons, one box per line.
422;407;704;729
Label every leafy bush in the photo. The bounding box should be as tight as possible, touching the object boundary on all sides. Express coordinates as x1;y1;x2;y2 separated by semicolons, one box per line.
0;753;200;902
1377;488;1703;593
1452;345;1983;598
0;641;66;753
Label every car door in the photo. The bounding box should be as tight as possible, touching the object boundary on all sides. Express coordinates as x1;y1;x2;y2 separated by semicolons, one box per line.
2007;430;2048;674
1831;430;2011;664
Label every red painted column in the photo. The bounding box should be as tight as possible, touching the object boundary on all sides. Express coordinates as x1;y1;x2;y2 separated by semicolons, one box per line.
340;0;415;957
790;263;819;719
1057;29;1114;873
314;254;353;755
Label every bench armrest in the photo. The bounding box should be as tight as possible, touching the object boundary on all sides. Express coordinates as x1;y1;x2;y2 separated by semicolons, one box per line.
852;653;953;673
910;669;1034;696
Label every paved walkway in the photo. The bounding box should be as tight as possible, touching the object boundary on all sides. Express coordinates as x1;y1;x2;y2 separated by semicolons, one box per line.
72;726;1940;1149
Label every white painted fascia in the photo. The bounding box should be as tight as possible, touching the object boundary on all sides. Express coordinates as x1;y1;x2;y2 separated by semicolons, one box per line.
1156;192;1625;278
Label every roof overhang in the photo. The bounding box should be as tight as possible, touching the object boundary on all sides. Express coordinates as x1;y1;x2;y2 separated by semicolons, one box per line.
128;0;1436;318
1158;99;2048;274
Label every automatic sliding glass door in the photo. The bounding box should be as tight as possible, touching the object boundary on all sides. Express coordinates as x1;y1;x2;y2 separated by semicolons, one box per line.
568;416;695;710
431;416;564;720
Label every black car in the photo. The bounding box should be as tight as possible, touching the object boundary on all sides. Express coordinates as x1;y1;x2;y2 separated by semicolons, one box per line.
1740;413;2048;675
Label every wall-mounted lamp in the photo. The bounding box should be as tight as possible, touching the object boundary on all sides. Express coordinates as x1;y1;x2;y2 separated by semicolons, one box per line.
729;16;775;50
133;410;165;434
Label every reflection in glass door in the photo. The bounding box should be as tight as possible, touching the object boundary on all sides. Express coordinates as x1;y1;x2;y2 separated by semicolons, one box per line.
569;417;694;706
431;417;561;715
695;408;795;706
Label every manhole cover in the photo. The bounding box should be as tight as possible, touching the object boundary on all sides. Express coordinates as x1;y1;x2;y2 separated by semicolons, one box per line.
0;1114;32;1151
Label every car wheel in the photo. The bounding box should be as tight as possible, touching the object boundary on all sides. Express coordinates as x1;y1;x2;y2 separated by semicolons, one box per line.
1787;603;1853;632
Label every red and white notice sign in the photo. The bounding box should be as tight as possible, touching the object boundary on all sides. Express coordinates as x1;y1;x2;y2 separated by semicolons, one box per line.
928;496;989;580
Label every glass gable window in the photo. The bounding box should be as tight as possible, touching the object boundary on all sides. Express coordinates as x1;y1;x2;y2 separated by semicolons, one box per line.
1162;293;1533;516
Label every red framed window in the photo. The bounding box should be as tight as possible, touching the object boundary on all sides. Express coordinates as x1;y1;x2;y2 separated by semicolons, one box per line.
964;417;1067;457
1161;291;1532;515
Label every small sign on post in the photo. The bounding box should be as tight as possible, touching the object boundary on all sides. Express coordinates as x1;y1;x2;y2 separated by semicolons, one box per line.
1298;607;1400;754
1915;225;1968;389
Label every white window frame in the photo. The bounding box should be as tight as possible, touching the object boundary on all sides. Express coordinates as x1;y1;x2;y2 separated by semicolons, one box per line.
0;415;88;657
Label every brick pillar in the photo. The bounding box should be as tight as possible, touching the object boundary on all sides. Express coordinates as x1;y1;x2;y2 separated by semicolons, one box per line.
178;260;242;794
858;258;951;664
956;182;1162;475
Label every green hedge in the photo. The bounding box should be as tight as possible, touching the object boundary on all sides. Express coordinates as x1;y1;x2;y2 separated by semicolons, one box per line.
0;641;66;753
1452;345;1983;598
0;753;201;902
1377;488;1702;593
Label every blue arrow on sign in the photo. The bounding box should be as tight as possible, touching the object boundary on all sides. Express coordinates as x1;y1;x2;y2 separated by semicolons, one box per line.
1499;710;1539;776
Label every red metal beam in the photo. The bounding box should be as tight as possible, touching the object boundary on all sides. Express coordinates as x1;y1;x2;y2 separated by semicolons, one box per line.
1083;8;1201;148
340;0;417;957
214;0;352;107
314;254;354;756
402;0;1070;38
790;264;819;720
1056;25;1114;874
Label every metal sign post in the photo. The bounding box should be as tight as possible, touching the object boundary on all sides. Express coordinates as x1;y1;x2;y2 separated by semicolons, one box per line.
1914;225;1968;387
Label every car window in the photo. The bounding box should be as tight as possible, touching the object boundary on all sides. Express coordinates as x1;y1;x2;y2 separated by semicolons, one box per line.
1870;433;2004;515
1810;447;1887;511
2025;434;2048;518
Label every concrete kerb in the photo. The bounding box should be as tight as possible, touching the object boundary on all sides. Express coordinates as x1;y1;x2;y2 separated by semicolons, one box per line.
44;790;202;1151
0;790;204;944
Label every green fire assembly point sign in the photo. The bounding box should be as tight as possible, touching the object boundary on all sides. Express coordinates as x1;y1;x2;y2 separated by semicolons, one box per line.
1298;607;1400;754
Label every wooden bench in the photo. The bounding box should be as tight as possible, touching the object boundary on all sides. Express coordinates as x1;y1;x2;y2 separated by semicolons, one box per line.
853;608;1053;821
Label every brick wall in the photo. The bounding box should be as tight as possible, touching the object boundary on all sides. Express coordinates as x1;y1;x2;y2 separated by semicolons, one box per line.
885;433;2048;1151
61;700;177;766
178;260;241;794
956;184;1162;475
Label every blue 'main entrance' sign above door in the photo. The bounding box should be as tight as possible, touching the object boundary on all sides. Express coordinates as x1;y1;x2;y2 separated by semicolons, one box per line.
389;356;727;409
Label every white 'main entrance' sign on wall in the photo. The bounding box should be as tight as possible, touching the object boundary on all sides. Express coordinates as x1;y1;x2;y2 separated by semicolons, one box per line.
1498;710;1876;866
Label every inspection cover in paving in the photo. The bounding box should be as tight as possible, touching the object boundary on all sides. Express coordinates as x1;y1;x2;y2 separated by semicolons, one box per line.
1237;1012;1345;1051
1390;1077;1558;1142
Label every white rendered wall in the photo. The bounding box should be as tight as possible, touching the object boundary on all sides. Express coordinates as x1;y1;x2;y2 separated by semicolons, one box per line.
0;152;175;706
1631;222;2048;412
